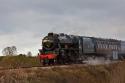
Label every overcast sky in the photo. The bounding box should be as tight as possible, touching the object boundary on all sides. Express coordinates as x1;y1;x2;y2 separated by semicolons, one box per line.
0;0;125;55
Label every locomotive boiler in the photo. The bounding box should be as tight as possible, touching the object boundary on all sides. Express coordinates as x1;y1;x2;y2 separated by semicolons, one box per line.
38;32;125;65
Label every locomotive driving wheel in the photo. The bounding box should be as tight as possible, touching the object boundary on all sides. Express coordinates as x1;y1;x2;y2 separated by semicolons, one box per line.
48;59;55;65
42;59;49;66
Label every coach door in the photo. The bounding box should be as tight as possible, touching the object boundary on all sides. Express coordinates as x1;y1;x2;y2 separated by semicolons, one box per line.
82;37;94;54
112;51;118;60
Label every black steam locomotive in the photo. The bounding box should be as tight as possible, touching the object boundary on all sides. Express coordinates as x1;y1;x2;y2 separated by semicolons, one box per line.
39;32;125;65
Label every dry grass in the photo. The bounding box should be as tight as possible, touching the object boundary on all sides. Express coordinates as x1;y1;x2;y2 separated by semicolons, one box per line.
0;61;125;83
0;55;125;83
0;55;41;68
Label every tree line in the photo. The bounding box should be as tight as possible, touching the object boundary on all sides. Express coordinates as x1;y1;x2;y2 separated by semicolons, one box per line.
2;46;32;56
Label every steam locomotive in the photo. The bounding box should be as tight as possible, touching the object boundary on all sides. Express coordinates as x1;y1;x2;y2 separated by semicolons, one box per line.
38;32;125;65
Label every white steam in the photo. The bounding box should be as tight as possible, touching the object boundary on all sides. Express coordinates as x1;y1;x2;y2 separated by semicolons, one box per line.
82;57;115;65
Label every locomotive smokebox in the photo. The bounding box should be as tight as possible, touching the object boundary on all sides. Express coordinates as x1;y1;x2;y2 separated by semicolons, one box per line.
42;32;59;51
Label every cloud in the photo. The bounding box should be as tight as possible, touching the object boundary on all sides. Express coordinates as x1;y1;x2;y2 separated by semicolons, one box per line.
0;0;125;55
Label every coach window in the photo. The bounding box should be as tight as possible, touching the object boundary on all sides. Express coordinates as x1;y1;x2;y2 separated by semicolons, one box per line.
103;44;104;48
97;41;99;48
88;44;90;48
102;44;104;48
98;43;100;48
102;44;104;49
117;44;119;50
112;45;114;49
114;45;115;50
106;42;108;48
117;45;120;50
101;41;103;48
112;43;113;49
98;41;100;48
108;44;110;48
106;45;107;49
112;43;114;49
96;41;98;48
110;45;112;49
115;44;117;50
103;44;104;49
109;44;111;49
107;42;109;48
99;43;101;48
116;45;118;50
109;42;112;49
99;44;101;48
115;45;117;50
105;42;107;48
102;43;105;48
103;42;105;48
110;42;113;49
108;42;110;48
105;44;106;49
104;44;106;49
113;43;115;49
101;41;102;48
110;42;112;49
97;43;99;48
114;45;115;49
118;44;120;50
97;42;99;48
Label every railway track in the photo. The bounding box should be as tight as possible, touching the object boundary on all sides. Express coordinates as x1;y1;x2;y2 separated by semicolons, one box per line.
0;62;95;71
0;60;121;71
0;65;73;71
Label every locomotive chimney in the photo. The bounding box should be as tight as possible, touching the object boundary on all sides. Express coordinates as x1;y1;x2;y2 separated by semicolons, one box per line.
48;32;54;36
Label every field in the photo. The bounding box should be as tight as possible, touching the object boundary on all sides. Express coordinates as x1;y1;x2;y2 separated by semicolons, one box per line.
0;55;125;83
0;55;41;69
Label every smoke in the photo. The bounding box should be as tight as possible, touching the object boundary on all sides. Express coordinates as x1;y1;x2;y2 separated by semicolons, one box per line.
83;57;113;65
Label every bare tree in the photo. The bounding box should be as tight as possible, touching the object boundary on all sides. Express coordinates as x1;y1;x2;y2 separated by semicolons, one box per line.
2;46;17;56
11;46;17;55
27;51;32;57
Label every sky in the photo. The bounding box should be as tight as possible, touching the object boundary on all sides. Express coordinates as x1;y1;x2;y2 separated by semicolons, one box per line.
0;0;125;55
